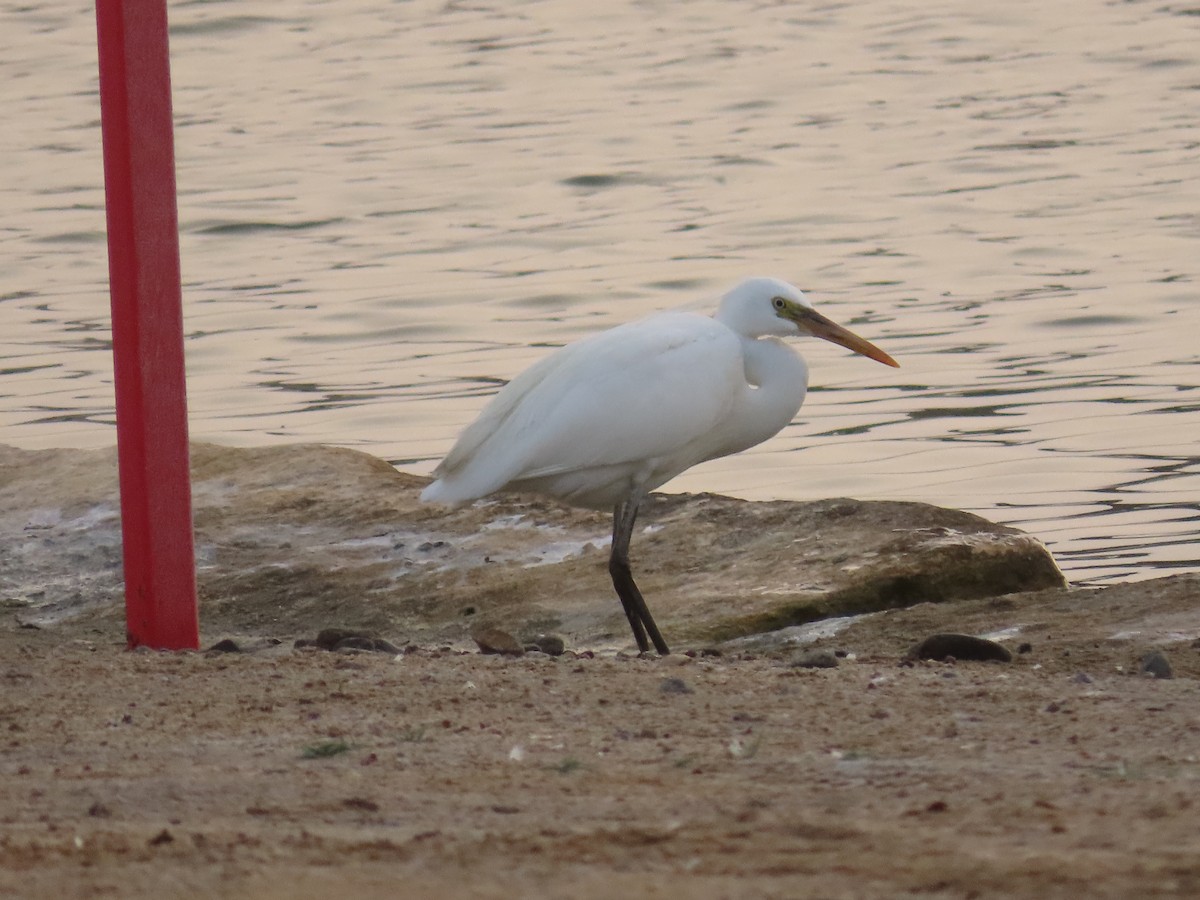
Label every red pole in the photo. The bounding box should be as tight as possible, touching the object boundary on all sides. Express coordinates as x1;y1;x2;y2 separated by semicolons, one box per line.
95;0;199;650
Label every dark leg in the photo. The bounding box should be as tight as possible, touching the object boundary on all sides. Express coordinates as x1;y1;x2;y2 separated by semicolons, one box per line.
611;500;650;653
608;498;670;655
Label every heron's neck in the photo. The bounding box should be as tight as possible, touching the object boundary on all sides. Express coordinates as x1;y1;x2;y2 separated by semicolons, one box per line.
711;336;809;459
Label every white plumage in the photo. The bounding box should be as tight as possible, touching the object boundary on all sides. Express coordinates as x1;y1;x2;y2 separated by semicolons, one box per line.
422;277;898;654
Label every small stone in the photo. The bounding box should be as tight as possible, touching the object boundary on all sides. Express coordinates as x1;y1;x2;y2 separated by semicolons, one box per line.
525;634;565;656
205;638;241;654
315;628;374;650
908;633;1012;663
334;636;401;654
1017;642;1033;654
472;626;524;656
1071;672;1094;684
659;676;693;695
1140;651;1173;680
148;829;174;846
790;649;839;669
334;636;377;652
87;802;111;818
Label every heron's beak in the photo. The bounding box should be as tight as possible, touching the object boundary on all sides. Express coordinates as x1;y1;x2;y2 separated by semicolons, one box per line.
786;306;899;368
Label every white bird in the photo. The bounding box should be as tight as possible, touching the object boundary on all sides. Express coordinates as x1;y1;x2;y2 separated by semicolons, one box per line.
421;277;899;654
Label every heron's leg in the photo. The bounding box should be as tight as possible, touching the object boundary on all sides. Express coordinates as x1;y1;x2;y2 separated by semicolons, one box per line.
610;502;650;651
609;499;671;655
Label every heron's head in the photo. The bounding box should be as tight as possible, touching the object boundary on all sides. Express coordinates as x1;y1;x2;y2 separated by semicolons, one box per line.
717;277;899;368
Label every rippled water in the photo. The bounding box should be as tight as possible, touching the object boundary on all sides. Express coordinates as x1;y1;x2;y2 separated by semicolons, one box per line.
3;0;1198;584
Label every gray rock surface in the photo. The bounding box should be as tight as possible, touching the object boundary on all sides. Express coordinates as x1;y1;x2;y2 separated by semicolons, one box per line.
0;442;1067;648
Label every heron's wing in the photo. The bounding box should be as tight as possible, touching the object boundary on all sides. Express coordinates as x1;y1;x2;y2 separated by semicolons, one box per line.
434;312;745;494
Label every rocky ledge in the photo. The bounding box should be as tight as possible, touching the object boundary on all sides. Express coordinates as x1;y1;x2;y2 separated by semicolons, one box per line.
0;442;1068;649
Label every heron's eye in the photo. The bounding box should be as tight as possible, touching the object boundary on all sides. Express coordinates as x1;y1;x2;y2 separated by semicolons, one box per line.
772;297;786;310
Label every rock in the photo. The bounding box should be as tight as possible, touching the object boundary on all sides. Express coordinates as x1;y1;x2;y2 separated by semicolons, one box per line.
294;629;400;654
1139;651;1173;679
525;634;566;656
206;638;242;654
648;495;1065;643
908;633;1013;663
0;442;1066;647
335;636;401;654
791;649;840;669
315;628;372;650
472;626;524;656
659;676;693;695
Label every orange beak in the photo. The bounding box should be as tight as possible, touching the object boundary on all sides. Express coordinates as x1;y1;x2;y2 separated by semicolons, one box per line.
787;306;899;368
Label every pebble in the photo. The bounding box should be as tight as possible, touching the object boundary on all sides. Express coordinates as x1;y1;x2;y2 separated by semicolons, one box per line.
659;676;693;695
1139;650;1173;680
524;634;566;656
315;628;372;650
205;638;286;655
334;636;401;654
472;626;525;656
790;649;840;669
294;628;403;654
908;633;1012;663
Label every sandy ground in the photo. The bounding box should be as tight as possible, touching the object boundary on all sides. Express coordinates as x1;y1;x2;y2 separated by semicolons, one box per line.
3;578;1199;899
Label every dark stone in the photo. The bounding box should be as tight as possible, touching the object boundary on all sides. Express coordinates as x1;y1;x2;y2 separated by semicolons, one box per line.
525;634;566;656
908;633;1012;663
659;676;693;695
472;626;524;656
205;638;241;654
334;635;401;654
315;628;374;650
1139;650;1173;679
148;829;174;846
1017;642;1033;654
791;649;840;669
305;628;400;653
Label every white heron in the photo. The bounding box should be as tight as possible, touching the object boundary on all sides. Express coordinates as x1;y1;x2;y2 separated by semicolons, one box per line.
421;277;898;654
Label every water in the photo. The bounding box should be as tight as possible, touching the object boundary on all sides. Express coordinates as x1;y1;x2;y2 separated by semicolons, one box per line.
2;0;1198;585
